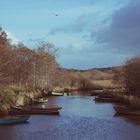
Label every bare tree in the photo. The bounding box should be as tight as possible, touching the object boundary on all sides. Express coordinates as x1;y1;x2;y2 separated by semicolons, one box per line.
123;56;140;96
30;41;59;90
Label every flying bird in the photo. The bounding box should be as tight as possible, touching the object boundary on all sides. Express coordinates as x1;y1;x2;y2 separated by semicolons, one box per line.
53;13;59;16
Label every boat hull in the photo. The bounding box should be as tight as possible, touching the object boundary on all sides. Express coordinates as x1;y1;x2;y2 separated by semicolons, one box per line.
0;115;30;124
114;105;140;116
32;99;48;104
11;105;62;115
94;97;121;103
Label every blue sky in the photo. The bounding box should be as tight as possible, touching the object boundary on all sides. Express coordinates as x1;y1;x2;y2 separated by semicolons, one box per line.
0;0;140;69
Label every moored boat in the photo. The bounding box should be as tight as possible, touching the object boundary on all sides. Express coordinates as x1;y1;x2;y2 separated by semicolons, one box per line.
94;97;121;103
32;98;48;104
98;94;113;98
51;92;64;96
11;105;62;115
0;115;30;124
114;105;140;116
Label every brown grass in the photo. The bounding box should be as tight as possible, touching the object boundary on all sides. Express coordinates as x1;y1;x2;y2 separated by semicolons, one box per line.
92;80;117;89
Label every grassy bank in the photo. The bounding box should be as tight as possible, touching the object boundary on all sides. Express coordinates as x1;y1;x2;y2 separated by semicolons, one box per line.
106;89;140;108
0;85;49;115
53;79;117;94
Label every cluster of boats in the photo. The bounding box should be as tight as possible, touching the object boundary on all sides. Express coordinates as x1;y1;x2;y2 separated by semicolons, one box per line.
0;98;62;125
1;90;140;125
93;91;140;116
93;90;119;102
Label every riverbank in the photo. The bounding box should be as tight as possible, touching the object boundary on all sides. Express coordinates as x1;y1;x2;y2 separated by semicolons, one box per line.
110;89;140;108
93;88;140;109
1;83;140;116
0;85;49;115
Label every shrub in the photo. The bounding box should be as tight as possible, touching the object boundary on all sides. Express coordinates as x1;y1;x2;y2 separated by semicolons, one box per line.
78;77;94;90
123;56;140;96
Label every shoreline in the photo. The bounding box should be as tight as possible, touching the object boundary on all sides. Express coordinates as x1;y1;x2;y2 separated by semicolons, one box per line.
1;87;140;115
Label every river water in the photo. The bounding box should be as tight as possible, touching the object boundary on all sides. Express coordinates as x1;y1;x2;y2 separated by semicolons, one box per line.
0;95;140;140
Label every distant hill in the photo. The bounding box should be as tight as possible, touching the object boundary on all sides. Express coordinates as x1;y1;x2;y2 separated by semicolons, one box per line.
60;66;122;73
59;66;122;82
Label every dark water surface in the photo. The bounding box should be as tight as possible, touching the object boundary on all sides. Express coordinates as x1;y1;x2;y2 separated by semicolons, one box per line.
0;95;140;140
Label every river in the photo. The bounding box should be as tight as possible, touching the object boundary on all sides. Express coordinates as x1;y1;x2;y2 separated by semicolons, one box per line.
0;94;140;140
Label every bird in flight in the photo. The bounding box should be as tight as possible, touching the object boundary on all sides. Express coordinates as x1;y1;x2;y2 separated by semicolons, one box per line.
53;13;59;16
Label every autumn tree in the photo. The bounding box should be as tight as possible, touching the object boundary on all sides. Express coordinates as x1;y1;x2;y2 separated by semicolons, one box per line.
0;27;59;94
0;27;16;84
123;56;140;96
13;43;35;86
30;41;59;90
78;77;94;90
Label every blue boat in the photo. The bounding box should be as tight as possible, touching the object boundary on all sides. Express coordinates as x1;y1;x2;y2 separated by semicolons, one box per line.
0;115;30;124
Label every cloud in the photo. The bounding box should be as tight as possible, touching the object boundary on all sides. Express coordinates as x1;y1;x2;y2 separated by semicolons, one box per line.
93;1;140;54
6;31;19;44
47;1;120;37
44;0;138;69
58;50;131;69
48;12;96;36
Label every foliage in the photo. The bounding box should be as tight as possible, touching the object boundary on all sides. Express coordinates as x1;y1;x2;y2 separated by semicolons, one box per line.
123;56;140;96
0;27;59;91
77;77;94;90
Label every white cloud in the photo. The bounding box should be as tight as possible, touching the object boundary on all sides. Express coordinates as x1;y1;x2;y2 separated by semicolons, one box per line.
6;31;19;44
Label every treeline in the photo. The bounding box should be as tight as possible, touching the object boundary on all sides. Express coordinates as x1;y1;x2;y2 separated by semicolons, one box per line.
56;67;115;92
0;27;118;93
0;27;59;91
1;26;140;96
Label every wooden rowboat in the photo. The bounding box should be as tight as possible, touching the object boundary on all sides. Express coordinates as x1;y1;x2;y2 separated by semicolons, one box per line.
114;105;140;116
0;115;30;124
11;105;62;115
94;97;121;103
51;92;63;96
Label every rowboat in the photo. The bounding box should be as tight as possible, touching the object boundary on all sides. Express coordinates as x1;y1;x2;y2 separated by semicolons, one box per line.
51;92;70;96
0;115;30;124
11;105;62;115
51;92;64;96
32;98;48;104
90;90;104;96
98;94;113;98
94;97;121;103
114;105;140;116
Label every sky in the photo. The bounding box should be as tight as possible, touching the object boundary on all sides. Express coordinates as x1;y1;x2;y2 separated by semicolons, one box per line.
0;0;140;69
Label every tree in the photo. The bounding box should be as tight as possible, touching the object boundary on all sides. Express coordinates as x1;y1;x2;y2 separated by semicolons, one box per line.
0;27;16;84
78;77;93;90
13;43;35;85
123;56;140;96
30;41;59;90
0;27;59;93
113;67;124;88
0;26;9;47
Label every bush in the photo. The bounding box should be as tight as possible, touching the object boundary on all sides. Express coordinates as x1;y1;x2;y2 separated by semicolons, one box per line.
78;77;94;90
123;56;140;96
63;88;70;93
0;103;10;115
